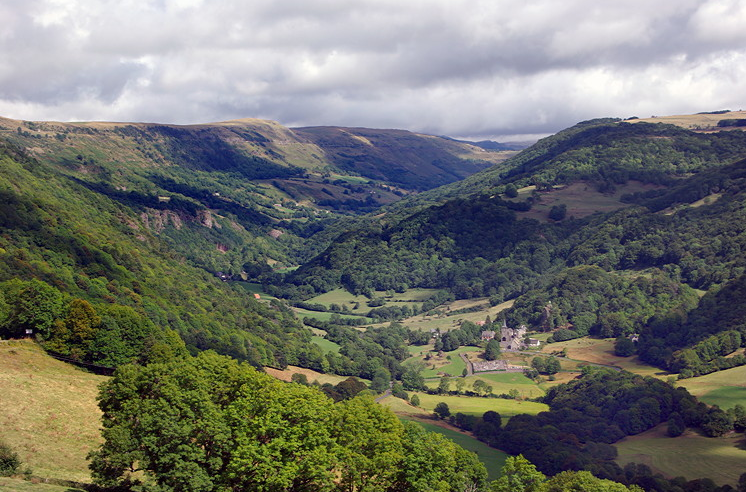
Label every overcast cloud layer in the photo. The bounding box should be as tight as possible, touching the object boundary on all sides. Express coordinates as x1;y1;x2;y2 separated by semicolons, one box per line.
1;0;745;140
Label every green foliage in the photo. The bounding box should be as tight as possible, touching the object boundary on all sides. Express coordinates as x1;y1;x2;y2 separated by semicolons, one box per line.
0;440;20;477
614;336;636;357
485;339;501;361
0;146;315;366
434;402;451;419
90;352;489;491
409;394;420;407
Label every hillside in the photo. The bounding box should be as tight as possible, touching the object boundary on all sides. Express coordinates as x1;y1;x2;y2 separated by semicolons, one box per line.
0;340;103;483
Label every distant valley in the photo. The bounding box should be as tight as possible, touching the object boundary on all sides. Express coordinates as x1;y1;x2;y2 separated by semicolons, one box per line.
2;111;746;491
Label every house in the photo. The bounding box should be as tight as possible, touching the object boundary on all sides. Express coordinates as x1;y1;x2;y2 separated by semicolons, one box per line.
481;330;496;341
526;338;541;347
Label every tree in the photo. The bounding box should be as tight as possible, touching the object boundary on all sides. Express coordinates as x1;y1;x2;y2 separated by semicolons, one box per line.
667;412;685;437
438;376;451;394
485;339;501;361
371;367;391;392
505;184;519;198
291;372;309;385
1;279;65;339
473;379;487;396
491;455;546;492
410;394;421;407
434;402;451;419
544;357;561;375
615;336;636;357
455;378;466;394
548;204;567;221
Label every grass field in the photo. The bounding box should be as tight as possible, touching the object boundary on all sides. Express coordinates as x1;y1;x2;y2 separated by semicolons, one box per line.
378;395;509;481
412;420;508;481
0;478;85;492
305;288;443;317
0;340;105;483
402;299;515;333
424;372;545;399
615;424;746;487
413;346;480;378
408;391;548;418
510;181;660;222
264;365;367;385
679;365;746;410
539;337;671;378
310;335;341;354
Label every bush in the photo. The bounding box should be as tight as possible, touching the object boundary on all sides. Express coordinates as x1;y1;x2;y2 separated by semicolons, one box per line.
0;440;20;476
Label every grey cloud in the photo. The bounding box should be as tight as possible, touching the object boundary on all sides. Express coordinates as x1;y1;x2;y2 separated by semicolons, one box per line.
0;0;745;139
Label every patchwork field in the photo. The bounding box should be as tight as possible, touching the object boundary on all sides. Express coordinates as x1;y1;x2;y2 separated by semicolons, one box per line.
0;340;105;483
615;424;746;487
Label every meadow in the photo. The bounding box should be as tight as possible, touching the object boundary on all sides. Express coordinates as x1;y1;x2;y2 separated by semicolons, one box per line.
0;340;104;483
412;420;508;481
679;365;746;410
407;391;548;418
615;424;746;487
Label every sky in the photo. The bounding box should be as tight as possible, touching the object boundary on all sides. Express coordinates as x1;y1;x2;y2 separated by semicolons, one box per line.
1;0;745;142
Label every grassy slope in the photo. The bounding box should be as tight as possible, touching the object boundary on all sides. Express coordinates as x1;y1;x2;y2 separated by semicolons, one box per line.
0;340;104;483
678;365;746;410
407;391;548;418
411;420;508;482
378;396;508;482
615;424;746;487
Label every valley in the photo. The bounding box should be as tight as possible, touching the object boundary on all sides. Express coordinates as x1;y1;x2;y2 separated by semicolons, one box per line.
3;111;746;490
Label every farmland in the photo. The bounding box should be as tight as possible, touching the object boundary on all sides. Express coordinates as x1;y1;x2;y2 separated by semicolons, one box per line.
615;424;746;487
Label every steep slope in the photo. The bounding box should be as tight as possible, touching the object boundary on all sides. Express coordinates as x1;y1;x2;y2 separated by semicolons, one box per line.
0;116;505;274
288;119;746;298
0;141;316;366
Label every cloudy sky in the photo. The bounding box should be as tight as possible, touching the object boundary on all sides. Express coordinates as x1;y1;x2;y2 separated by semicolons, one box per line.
1;0;745;141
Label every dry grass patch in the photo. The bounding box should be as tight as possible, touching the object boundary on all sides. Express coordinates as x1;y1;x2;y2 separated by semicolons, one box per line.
264;365;357;385
0;340;105;483
634;111;746;131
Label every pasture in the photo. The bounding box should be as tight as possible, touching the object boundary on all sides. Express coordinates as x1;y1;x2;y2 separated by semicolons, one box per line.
410;346;480;378
407;391;548;418
510;181;660;222
615;424;746;487
679;365;746;410
424;372;545;400
310;335;341;354
264;365;363;385
411;420;508;481
0;340;105;483
539;337;670;378
402;299;515;333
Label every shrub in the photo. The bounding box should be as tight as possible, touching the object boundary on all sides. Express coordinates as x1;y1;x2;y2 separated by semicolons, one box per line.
0;440;20;476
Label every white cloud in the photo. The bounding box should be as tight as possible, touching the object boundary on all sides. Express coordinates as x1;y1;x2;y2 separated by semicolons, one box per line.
0;0;744;139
